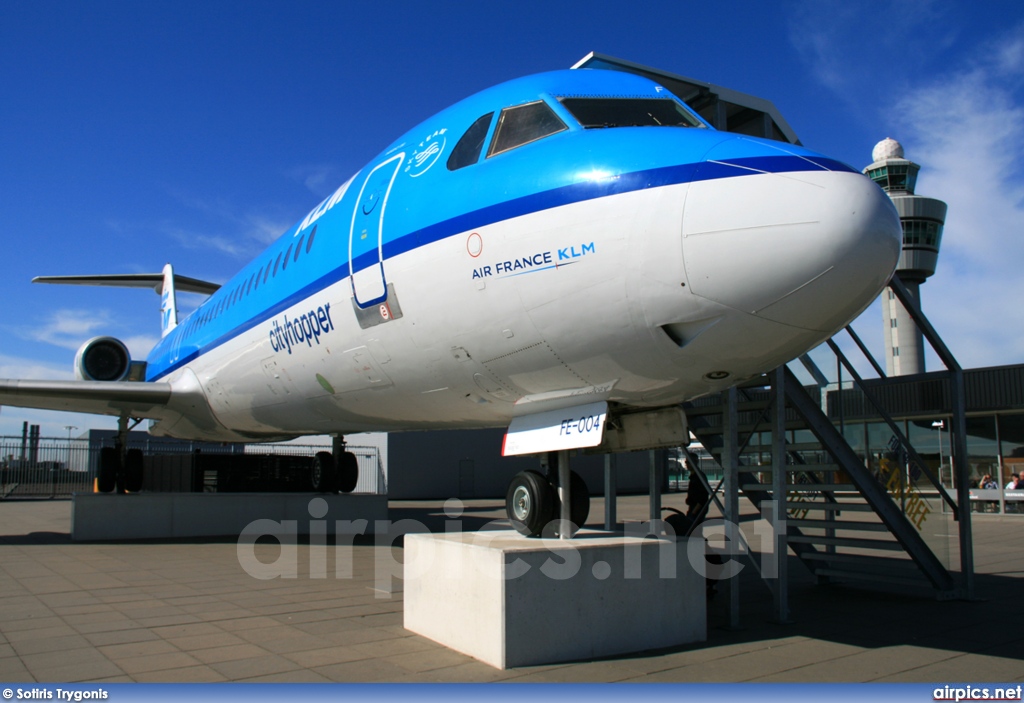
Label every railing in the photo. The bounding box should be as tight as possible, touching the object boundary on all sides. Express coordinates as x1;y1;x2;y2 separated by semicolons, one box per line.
0;437;384;498
787;337;955;574
783;273;974;592
0;438;92;498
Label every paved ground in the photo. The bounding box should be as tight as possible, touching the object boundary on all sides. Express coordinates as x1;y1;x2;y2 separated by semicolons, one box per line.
0;495;1022;683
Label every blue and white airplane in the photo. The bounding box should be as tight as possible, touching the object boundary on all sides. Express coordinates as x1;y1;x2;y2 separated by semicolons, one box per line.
0;67;901;534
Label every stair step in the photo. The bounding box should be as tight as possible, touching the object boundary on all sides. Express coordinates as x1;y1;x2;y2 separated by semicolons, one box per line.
788;535;903;551
706;442;827;454
737;464;842;474
788;518;890;532
743;484;858;493
786;465;843;473
784;483;857;492
748;496;876;513
684;400;772;415
797;502;876;513
813;567;930;588
798;551;920;570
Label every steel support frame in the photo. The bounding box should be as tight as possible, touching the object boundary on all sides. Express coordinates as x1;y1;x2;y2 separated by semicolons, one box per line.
889;273;974;599
771;367;790;622
783;367;956;594
604;453;617;531
723;386;741;629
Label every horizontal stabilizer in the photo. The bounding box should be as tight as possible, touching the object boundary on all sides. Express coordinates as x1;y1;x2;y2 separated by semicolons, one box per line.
33;272;221;296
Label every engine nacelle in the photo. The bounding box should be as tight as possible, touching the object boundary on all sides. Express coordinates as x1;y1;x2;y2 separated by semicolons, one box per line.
74;336;132;382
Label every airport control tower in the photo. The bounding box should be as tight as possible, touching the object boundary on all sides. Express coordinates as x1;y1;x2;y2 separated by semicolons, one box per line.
864;138;948;376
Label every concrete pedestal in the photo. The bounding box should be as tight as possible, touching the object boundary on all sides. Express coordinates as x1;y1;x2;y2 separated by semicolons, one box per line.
71;492;388;541
404;530;706;669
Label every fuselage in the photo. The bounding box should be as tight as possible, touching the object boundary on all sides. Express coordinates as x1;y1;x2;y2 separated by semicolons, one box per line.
143;69;901;441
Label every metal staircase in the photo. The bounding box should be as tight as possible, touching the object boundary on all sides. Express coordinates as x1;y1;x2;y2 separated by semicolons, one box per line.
681;274;973;603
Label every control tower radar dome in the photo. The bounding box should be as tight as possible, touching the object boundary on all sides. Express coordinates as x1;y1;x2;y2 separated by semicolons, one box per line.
872;138;905;163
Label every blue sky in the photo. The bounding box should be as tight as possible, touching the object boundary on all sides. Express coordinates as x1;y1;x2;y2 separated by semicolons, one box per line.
1;0;1022;436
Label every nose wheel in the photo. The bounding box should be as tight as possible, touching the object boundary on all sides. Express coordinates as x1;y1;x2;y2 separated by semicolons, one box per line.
505;466;590;538
506;470;554;536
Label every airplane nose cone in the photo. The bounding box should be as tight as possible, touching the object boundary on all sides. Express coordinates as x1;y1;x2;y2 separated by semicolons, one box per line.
682;144;901;333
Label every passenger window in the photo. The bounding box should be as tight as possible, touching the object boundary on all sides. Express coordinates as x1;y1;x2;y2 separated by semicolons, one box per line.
447;112;494;170
487;101;567;158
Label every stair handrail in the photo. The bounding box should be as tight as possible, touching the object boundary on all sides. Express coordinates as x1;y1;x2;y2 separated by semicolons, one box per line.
783;366;957;593
825;337;959;516
888;273;973;598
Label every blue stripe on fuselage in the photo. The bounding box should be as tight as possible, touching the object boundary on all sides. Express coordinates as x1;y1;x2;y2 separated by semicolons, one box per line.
146;154;855;381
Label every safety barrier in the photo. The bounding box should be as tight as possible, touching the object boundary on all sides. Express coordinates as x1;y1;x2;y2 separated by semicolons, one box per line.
0;437;384;498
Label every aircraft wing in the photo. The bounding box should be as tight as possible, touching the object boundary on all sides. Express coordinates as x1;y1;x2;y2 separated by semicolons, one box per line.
0;379;173;417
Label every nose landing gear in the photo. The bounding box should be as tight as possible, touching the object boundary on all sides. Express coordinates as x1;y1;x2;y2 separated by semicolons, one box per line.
506;470;554;536
505;452;590;538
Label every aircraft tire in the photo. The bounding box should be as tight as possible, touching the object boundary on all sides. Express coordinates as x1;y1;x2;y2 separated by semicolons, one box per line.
124;448;144;492
97;447;118;493
336;451;359;494
506;470;555;537
311;451;337;492
546;471;590;538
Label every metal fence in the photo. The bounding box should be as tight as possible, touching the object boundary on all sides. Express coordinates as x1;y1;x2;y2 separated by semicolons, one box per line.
0;436;384;499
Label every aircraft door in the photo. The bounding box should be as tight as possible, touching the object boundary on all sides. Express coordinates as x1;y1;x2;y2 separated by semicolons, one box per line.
349;153;404;308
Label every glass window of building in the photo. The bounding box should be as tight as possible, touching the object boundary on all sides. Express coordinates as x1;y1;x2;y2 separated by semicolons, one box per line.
999;415;1024;487
966;416;999;488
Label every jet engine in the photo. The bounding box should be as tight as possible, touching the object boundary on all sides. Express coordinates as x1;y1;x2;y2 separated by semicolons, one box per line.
74;336;132;382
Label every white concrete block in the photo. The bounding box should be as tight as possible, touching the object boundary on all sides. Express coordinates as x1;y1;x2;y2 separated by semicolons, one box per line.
71;493;387;541
404;530;706;669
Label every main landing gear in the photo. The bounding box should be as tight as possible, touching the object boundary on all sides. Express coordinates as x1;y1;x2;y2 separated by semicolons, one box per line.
310;435;360;493
96;414;144;493
505;452;589;538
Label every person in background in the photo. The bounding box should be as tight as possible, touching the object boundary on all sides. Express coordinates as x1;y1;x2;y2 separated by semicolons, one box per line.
1008;473;1024;514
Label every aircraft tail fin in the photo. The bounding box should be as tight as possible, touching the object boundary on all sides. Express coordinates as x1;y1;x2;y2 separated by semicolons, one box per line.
160;263;178;338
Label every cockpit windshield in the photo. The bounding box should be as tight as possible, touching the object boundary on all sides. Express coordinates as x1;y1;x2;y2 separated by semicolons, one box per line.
558;97;703;129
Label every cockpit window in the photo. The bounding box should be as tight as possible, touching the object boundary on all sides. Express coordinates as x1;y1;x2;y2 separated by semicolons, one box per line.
558;98;702;129
487;101;567;157
448;112;494;171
